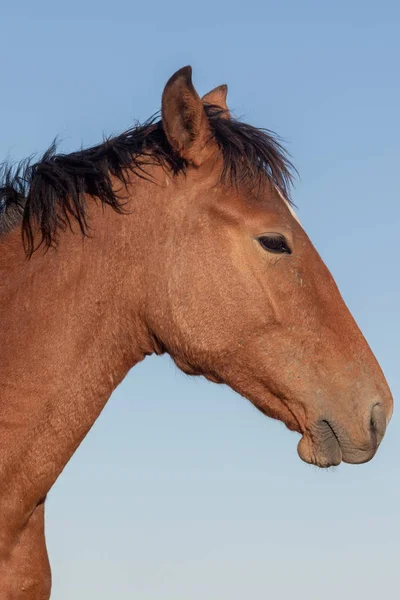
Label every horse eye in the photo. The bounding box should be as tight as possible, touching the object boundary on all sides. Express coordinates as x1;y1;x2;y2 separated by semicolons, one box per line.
258;234;292;254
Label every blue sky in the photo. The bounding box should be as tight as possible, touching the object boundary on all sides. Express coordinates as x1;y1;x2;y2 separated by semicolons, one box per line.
1;1;400;598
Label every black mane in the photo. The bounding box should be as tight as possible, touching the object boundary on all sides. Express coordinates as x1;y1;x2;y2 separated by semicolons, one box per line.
0;106;295;256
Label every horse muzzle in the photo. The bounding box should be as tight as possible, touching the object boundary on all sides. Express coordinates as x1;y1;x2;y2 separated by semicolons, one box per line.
297;403;389;468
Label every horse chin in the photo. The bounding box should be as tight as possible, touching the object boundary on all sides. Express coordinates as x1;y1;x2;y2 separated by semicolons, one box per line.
297;428;343;468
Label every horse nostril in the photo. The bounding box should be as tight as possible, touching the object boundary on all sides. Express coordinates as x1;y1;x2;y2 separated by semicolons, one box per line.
370;403;387;446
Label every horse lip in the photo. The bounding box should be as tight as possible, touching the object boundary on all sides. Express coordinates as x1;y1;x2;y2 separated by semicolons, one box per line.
323;419;341;448
297;419;343;468
298;415;384;468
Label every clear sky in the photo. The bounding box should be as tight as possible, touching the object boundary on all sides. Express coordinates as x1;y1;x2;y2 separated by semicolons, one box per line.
1;1;400;598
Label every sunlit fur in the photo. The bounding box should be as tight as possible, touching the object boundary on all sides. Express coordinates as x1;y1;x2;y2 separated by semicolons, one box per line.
0;67;393;598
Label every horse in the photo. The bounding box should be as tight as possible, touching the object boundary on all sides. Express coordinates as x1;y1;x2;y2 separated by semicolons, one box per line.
0;66;393;598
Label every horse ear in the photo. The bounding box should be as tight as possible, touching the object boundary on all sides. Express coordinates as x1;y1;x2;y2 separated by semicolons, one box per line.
161;66;214;166
202;84;230;118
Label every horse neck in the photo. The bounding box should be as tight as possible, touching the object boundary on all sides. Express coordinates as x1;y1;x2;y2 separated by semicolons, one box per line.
0;179;164;510
0;179;157;410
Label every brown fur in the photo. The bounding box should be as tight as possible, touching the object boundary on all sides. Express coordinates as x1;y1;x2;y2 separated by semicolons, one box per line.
0;66;393;597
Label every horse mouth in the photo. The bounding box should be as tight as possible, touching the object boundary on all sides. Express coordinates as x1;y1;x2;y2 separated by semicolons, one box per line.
297;419;381;468
297;420;342;468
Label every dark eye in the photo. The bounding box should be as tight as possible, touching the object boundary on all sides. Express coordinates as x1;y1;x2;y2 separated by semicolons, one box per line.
258;234;292;254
